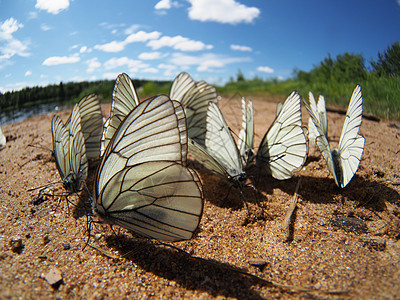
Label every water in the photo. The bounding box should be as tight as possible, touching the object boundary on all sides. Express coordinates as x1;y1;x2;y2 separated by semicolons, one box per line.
0;102;67;126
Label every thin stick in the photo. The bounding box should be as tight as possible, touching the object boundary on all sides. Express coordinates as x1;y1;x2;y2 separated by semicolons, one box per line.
282;178;302;242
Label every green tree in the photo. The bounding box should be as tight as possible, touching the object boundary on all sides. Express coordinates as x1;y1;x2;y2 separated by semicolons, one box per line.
236;69;245;82
371;41;400;77
298;52;367;84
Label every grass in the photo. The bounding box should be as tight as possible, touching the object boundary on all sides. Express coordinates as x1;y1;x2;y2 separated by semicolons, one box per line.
217;74;400;121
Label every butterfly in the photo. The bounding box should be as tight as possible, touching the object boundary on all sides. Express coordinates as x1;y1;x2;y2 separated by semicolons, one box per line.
65;94;103;159
52;104;88;193
170;72;218;147
303;85;365;188
188;101;246;187
93;95;204;241
307;92;327;145
255;91;308;180
239;92;308;180
101;73;140;156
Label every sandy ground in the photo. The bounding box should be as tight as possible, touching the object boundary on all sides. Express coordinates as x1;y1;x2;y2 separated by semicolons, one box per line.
1;95;400;299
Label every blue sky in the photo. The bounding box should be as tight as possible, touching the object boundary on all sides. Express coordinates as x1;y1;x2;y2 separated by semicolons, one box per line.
0;0;400;93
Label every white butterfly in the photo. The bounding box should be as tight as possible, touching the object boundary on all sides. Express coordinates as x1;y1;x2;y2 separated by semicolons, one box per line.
101;73;140;156
170;72;218;147
307;92;327;145
0;127;6;149
66;94;103;159
52;104;88;193
255;91;308;180
94;95;204;241
189;101;246;187
239;92;308;180
238;97;254;167
304;85;365;188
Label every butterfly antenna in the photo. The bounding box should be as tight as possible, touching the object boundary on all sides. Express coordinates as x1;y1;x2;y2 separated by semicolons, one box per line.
85;243;120;260
30;186;56;205
27;142;53;153
27;180;62;192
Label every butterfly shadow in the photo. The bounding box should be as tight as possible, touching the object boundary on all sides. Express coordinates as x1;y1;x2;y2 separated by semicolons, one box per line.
191;164;268;221
103;234;284;299
255;167;400;229
277;172;400;211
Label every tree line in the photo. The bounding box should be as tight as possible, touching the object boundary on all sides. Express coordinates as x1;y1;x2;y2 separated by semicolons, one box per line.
0;79;171;113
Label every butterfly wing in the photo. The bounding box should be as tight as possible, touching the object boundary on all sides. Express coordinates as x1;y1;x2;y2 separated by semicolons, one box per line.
52;105;88;192
304;93;341;187
204;102;244;180
308;92;328;146
337;85;365;187
76;94;103;159
170;72;196;102
68;104;88;191
307;91;319;145
256;91;308;180
52;115;70;181
170;72;217;146
317;95;328;137
238;98;254;166
188;139;232;180
101;73;140;155
94;95;203;241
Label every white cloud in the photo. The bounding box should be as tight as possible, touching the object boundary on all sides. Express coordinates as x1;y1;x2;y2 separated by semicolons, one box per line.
125;31;161;43
80;46;91;53
257;66;274;74
143;67;159;73
35;0;70;14
169;53;251;72
86;58;101;73
40;24;52;31
103;57;149;74
0;18;23;37
138;51;163;60
188;0;260;24
28;12;39;20
95;30;161;53
25;70;32;76
155;0;172;10
0;18;30;62
230;44;252;52
147;35;213;51
158;63;177;77
42;55;80;66
94;41;125;53
124;25;141;35
102;72;120;80
155;0;180;10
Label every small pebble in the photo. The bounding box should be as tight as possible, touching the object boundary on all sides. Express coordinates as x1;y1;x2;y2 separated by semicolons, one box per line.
9;237;24;254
